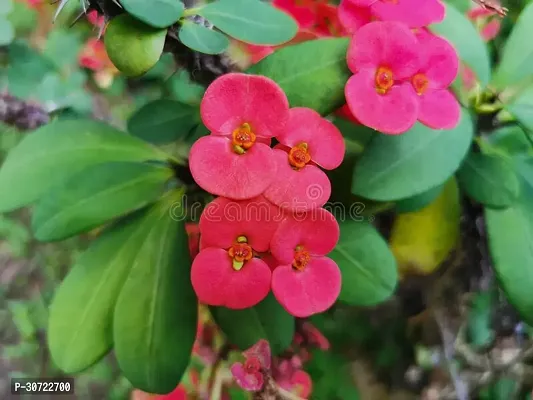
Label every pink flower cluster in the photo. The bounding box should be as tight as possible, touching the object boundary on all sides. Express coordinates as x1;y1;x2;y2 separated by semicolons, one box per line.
189;73;345;318
338;0;461;134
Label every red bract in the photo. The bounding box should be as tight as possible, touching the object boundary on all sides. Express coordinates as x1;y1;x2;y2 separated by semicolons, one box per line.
468;6;501;41
301;321;330;350
314;3;347;36
87;10;105;27
275;360;313;398
264;108;345;211
411;31;460;129
270;208;341;317
231;339;271;392
189;73;289;200
273;0;317;29
191;196;280;309
343;0;444;28
338;0;373;33
345;21;421;134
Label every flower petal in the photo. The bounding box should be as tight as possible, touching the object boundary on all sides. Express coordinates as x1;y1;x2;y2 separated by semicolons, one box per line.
347;21;420;78
338;0;373;34
231;363;264;392
418;32;459;89
273;0;317;29
243;339;272;370
418;89;461;130
264;149;331;212
199;196;283;252
345;70;419;134
291;370;313;398
200;73;289;137
189;136;277;200
270;207;340;263
191;248;271;309
276;108;345;170
371;0;445;28
346;0;377;7
271;257;341;318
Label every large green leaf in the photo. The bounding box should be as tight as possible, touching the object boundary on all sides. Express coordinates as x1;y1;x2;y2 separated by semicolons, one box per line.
0;119;169;212
120;0;184;28
395;184;444;213
113;191;197;394
485;156;533;325
330;221;397;306
430;2;490;87
210;293;294;355
32;162;174;242
352;109;473;201
127;99;200;145
505;85;533;134
198;0;297;45
247;38;350;115
492;3;533;89
47;205;169;373
457;152;520;208
178;20;230;55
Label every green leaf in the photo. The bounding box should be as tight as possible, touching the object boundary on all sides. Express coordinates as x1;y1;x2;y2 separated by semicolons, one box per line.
178;20;230;55
0;0;12;15
120;0;184;28
506;85;533;133
457;152;520;208
395;184;444;213
430;2;490;87
492;2;533;89
127;99;200;144
113;192;197;394
352;109;473;201
247;38;351;115
467;290;495;350
0;119;170;213
487;125;531;155
7;40;56;99
485;157;533;325
167;70;205;106
48;204;171;373
32;162;174;242
198;0;297;45
210;293;294;355
43;28;84;69
0;16;14;46
330;221;398;306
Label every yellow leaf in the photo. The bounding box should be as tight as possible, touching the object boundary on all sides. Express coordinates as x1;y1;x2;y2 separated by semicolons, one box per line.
390;178;461;277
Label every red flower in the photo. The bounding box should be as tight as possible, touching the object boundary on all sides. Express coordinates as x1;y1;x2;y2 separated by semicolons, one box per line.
301;321;330;350
274;359;313;398
270;208;341;317
345;21;421;134
87;9;105;27
264;107;345;211
191;196;280;309
467;6;501;41
338;0;373;34
314;3;347;36
231;340;271;392
273;0;317;30
410;31;460;129
342;0;444;28
189;73;289;200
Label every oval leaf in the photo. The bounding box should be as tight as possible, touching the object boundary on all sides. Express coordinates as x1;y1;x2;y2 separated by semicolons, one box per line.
0;119;168;213
395;184;444;213
47;205;168;374
492;3;533;89
198;0;297;45
113;191;198;394
457;152;520;208
127;99;200;144
120;0;184;28
505;85;533;133
32;162;174;242
486;157;533;325
430;2;490;87
178;20;230;55
390;178;461;276
330;221;398;306
210;293;294;355
247;38;351;115
352;109;473;201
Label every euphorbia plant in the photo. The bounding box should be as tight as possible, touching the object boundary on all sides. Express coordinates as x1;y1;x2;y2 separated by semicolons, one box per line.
7;0;533;398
